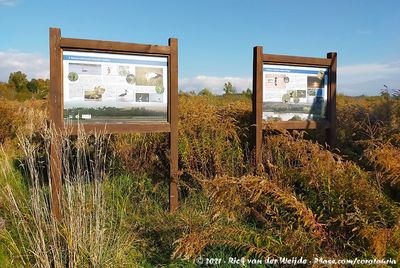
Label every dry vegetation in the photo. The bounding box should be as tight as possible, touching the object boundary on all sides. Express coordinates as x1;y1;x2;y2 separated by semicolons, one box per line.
0;91;399;266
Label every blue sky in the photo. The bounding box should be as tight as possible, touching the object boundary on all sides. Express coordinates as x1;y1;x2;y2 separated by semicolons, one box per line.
0;0;399;95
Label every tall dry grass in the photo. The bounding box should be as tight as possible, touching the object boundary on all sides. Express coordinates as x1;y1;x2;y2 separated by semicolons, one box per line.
0;99;47;146
113;132;169;180
0;124;143;267
178;95;251;187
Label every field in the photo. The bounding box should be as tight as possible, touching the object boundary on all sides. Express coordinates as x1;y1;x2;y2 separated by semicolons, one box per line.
0;91;400;267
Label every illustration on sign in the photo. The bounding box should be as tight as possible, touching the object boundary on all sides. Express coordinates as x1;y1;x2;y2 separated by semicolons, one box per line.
262;64;328;121
63;51;168;123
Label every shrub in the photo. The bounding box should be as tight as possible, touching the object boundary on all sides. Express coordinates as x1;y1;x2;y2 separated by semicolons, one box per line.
261;129;400;258
112;133;169;180
173;127;400;262
178;95;250;182
0;99;47;145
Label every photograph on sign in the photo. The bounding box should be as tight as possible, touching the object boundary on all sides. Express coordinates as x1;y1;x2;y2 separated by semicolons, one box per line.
63;51;168;123
262;64;328;121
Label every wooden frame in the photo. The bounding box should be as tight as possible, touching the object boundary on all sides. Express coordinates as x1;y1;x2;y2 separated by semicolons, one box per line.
252;46;337;167
49;28;179;219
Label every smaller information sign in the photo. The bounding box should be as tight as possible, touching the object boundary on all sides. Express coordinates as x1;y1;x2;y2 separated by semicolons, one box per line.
63;51;168;123
262;64;328;121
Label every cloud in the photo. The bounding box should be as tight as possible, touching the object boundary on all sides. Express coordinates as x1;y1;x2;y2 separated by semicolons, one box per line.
0;50;49;81
338;60;400;95
179;75;252;95
0;0;17;6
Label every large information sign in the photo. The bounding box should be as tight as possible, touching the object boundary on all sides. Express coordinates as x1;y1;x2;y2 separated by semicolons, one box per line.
63;51;168;123
252;46;337;167
263;64;328;121
49;28;179;218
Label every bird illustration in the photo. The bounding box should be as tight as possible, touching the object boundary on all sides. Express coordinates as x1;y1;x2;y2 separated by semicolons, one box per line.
145;72;162;81
119;89;128;97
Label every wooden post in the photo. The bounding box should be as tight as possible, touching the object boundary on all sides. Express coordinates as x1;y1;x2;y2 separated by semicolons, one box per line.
49;28;62;220
169;38;179;212
326;52;337;148
252;46;263;169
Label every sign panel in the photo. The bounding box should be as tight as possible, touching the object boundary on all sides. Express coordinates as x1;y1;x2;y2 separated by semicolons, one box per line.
63;51;168;123
262;64;328;121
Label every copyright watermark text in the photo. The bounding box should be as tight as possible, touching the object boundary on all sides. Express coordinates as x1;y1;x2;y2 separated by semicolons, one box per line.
194;256;397;266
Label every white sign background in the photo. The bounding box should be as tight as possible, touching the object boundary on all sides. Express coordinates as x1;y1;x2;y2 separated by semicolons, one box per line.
63;51;168;122
263;64;328;121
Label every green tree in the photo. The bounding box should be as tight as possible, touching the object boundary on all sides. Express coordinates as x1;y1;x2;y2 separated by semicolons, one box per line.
242;88;252;98
223;82;236;95
8;71;28;92
27;79;38;93
198;88;213;97
37;79;50;99
27;78;50;99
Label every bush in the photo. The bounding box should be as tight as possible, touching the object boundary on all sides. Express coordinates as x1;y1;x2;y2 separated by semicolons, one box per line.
178;95;250;181
0;99;47;145
173;128;400;261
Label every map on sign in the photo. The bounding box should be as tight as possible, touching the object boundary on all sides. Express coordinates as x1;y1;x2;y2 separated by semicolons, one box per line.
63;51;168;123
262;64;328;121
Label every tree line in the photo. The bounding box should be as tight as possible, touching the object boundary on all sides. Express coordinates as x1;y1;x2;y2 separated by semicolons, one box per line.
0;71;49;100
181;82;252;97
